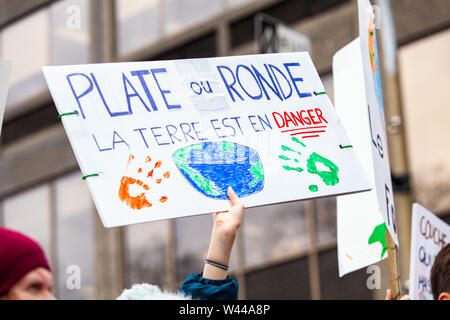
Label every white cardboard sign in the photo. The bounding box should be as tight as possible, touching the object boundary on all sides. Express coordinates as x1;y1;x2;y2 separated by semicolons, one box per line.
358;0;398;244
334;38;387;276
0;59;12;136
43;52;371;227
333;0;398;276
409;203;449;300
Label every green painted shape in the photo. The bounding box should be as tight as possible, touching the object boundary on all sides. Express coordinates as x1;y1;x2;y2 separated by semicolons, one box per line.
291;136;306;147
309;185;318;192
282;165;304;173
368;223;388;259
279;155;291;161
281;145;296;153
222;141;235;152
249;160;264;187
172;146;223;196
306;152;339;186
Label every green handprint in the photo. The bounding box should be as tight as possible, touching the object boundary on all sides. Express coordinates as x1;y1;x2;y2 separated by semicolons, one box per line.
368;223;388;259
279;137;340;192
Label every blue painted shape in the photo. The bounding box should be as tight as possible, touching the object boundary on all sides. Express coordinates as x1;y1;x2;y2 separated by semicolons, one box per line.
172;141;264;199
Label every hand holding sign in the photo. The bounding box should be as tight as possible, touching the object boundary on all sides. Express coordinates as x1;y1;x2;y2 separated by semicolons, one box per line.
204;186;244;280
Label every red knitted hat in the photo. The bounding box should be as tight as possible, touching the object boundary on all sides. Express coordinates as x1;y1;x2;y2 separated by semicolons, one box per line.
0;227;51;295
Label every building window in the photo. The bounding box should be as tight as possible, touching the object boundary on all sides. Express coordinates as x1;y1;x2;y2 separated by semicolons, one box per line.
50;0;91;66
243;201;309;267
2;184;52;260
54;172;96;299
175;214;211;283
0;8;50;108
398;29;450;214
0;0;91;111
115;0;162;57
124;220;169;289
315;197;337;244
164;0;222;35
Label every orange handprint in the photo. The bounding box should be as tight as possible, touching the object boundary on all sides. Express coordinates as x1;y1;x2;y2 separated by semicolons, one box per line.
118;154;170;210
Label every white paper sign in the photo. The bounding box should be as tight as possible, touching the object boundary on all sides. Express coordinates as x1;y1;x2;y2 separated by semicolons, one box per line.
43;52;371;227
409;203;449;300
0;59;12;136
358;0;398;244
334;38;387;276
333;0;398;276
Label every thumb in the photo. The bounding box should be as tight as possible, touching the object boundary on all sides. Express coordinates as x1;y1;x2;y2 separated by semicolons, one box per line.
227;186;242;207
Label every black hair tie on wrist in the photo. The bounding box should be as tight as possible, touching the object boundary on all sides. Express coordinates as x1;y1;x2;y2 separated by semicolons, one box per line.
204;259;229;271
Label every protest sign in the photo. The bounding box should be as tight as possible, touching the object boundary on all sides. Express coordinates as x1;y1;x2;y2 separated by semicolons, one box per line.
0;59;12;136
358;0;398;244
334;39;387;276
334;0;398;276
409;203;449;300
43;52;371;227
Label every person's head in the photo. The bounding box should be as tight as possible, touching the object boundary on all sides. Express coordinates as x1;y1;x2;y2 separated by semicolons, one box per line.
0;227;55;300
430;243;450;300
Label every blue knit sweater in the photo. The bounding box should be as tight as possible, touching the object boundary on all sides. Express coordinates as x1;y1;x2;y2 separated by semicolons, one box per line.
180;273;239;300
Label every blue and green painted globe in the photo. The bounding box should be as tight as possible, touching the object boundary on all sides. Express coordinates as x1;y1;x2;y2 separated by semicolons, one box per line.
172;141;264;199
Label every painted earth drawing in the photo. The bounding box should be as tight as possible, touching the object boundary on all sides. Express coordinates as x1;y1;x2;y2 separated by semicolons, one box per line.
172;141;264;199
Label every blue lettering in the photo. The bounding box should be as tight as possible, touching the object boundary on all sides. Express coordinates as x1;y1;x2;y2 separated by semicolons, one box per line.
151;68;181;110
133;128;149;148
252;64;283;101
166;124;181;144
123;73;152;114
216;65;243;102
92;134;112;152
268;64;293;100
130;70;158;111
66;73;93;119
210;119;227;138
91;73;129;117
150;126;170;146
283;62;311;98
112;131;129;150
236;64;263;100
191;122;208;141
179;123;196;142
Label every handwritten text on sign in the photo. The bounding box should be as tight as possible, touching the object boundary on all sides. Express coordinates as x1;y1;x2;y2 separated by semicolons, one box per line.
409;203;449;300
43;53;370;227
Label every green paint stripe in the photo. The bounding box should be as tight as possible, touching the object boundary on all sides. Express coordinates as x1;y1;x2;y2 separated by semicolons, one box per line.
291;136;306;147
281;145;296;153
282;165;304;173
58;111;78;119
279;155;290;161
82;173;99;180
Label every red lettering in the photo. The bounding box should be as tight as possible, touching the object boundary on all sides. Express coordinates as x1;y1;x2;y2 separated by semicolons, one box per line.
300;110;311;125
284;112;297;127
272;112;285;128
315;108;328;123
307;109;319;124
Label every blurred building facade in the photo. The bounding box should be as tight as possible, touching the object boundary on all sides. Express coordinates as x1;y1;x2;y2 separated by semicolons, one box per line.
0;0;449;299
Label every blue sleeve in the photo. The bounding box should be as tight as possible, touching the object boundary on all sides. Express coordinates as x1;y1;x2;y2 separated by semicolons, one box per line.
179;273;239;300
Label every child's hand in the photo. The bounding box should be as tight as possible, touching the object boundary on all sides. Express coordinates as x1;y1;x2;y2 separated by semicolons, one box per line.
203;187;245;280
213;187;244;236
